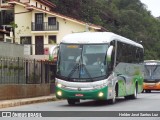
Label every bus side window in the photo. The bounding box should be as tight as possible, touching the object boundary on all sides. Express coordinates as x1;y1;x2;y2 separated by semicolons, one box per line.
110;41;115;46
116;41;123;64
140;48;144;62
108;46;115;72
136;48;141;63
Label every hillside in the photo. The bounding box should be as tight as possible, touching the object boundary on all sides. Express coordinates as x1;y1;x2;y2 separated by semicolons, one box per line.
49;0;160;60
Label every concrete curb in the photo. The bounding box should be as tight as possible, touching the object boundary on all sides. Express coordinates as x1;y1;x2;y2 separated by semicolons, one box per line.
0;95;58;109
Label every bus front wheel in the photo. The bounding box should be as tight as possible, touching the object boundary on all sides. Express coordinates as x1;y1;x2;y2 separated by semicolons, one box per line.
125;84;137;99
67;99;80;105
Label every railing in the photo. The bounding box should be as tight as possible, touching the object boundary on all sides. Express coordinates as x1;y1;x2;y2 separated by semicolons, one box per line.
0;56;56;84
31;22;59;31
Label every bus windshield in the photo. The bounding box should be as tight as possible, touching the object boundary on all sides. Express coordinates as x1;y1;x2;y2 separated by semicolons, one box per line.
57;44;108;81
144;64;160;80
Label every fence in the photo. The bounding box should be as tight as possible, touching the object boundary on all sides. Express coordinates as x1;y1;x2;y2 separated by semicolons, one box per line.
0;56;56;84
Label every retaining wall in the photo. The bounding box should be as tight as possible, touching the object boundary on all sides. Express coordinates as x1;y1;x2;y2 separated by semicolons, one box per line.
0;84;50;100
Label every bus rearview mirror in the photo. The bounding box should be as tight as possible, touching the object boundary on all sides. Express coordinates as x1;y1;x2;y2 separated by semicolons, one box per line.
107;45;113;62
49;45;59;62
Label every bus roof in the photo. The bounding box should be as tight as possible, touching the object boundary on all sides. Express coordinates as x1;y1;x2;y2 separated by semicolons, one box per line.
144;60;160;65
61;32;143;48
144;60;160;63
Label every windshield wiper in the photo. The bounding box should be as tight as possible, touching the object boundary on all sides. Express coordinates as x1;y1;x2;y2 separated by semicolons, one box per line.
79;64;93;82
67;63;80;81
67;63;93;82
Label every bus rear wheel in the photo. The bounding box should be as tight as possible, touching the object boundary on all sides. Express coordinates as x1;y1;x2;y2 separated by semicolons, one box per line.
130;85;137;99
67;99;80;105
125;85;137;99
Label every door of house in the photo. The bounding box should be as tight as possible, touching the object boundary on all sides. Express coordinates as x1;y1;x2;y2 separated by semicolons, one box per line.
35;13;43;31
35;36;44;55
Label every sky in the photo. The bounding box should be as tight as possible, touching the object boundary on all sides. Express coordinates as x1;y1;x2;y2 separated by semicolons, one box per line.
140;0;160;17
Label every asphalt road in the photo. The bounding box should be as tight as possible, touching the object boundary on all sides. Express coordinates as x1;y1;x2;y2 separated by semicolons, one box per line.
1;91;160;120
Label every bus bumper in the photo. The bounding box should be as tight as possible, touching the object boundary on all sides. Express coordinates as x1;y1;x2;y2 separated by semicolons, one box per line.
143;82;160;90
55;86;108;100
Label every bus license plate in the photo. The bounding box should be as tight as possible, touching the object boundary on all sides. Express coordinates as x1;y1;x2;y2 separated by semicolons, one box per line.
75;94;84;97
148;83;155;87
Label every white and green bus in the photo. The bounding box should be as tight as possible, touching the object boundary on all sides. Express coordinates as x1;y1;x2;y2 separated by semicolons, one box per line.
55;32;144;105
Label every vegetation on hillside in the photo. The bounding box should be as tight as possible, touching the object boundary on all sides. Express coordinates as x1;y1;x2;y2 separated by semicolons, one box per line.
49;0;160;60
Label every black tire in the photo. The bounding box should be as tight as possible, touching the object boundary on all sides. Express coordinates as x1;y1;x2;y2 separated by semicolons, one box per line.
145;90;151;93
124;95;131;99
130;85;137;99
67;99;80;105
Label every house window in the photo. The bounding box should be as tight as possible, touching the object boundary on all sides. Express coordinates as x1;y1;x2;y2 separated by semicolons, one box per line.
48;35;56;44
2;0;7;3
48;17;56;25
20;36;31;44
1;10;14;25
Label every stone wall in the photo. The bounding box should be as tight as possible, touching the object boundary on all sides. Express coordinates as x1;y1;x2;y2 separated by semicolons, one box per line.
0;84;50;100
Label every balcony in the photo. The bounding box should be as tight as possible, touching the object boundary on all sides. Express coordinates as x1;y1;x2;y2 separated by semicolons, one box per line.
31;22;59;31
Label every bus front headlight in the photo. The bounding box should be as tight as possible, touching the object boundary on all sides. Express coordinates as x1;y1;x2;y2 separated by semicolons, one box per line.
57;91;62;96
56;83;66;88
57;83;62;88
98;92;104;97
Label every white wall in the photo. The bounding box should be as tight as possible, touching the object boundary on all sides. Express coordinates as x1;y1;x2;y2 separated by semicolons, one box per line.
30;0;50;11
56;17;95;44
14;3;96;55
14;4;32;44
